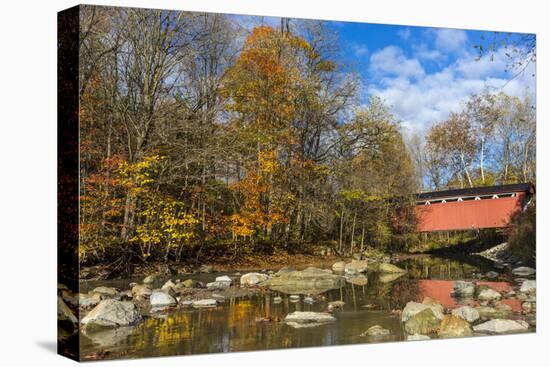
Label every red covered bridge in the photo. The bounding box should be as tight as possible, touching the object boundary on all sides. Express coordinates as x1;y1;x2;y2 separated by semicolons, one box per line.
415;183;535;232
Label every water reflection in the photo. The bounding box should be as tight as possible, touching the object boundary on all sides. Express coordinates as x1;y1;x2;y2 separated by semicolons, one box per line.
80;255;520;360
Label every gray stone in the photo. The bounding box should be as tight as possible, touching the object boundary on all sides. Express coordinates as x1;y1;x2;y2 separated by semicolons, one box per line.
161;279;176;291
58;297;78;324
79;293;101;308
206;280;231;290
192;299;217;308
304;297;315;304
81;299;141;328
485;271;499;279
284;311;336;328
473;319;529;334
215;275;232;283
344;260;369;274
262;267;346;295
378;272;405;283
273;296;283;304
150;291;177;307
520;280;536;294
401;300;444;322
361;325;390;337
512;267;536;276
131;284;152;299
240;272;269;286
452;306;479;323
478;288;502;301
475;305;511;320
438;315;473;338
92;286;119;299
143;274;159;284
404;308;441;335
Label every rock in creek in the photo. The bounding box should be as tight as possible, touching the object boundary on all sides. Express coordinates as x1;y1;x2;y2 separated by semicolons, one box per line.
378;263;407;273
361;325;390;337
438;315;473;338
404;308;441;335
91;286;120;299
81;299;141;329
512;266;536;276
451;306;480;323
206;279;231;290
143;274;160;284
150;291;177;307
240;272;269;286
262;267;346;295
378;272;406;283
199;264;214;273
344;260;369;274
131;284;152;299
473;319;529;334
520;280;536;294
475;305;512;320
58;296;78;324
477;288;502;301
192;299;217;308
284;311;336;328
401;299;444;322
79;293;102;308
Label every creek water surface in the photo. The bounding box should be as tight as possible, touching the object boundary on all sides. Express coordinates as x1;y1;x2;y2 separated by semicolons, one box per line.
78;255;525;360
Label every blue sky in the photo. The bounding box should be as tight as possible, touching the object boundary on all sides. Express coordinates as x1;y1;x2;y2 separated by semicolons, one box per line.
330;21;536;135
233;15;536;136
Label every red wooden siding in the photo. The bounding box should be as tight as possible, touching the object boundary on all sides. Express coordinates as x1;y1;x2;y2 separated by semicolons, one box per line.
415;193;525;232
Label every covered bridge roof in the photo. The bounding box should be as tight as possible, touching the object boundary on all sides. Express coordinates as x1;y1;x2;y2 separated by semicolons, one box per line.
416;183;535;201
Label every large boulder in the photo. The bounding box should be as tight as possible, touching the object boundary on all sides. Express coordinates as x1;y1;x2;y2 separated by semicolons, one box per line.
81;299;141;329
473;319;529;334
401;299;444;322
478;288;502;301
512;267;536;276
240;273;269;286
284;311;336;328
344;260;368;274
438;315;473;338
150;291;177;307
332;261;346;272
378;263;406;274
404;308;441;335
58;297;78;324
520;280;536;294
262;267;346;295
451;306;480;323
452;281;475;298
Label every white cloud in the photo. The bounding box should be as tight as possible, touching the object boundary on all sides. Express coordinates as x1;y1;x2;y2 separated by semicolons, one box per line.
412;43;444;61
351;42;369;57
397;28;411;40
369;46;424;79
432;28;468;51
367;47;535;136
